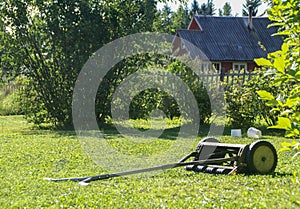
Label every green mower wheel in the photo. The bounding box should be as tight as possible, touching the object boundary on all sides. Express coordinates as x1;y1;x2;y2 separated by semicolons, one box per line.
246;140;278;174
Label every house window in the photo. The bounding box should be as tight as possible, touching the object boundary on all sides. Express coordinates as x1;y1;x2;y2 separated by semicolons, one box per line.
200;62;211;73
212;62;221;72
233;63;247;72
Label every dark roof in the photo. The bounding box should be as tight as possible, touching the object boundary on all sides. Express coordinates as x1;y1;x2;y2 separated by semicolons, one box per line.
177;15;283;61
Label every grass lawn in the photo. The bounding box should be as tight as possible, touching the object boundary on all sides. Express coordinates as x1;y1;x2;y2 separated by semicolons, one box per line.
0;115;299;208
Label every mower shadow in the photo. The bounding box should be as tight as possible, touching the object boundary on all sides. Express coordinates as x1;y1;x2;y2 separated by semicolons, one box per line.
233;171;293;177
271;172;294;177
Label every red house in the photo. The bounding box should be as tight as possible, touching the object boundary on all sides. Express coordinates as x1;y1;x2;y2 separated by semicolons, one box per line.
173;14;283;72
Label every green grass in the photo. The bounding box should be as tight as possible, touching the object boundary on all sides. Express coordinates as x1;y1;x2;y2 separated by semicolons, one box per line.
0;115;299;208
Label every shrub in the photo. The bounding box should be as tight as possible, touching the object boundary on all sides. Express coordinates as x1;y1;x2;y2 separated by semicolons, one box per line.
0;84;22;116
166;61;212;124
97;56;212;125
225;70;286;128
129;89;181;120
255;0;299;161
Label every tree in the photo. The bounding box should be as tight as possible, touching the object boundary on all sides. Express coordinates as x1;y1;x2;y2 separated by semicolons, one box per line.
219;2;232;16
255;0;299;155
1;0;107;127
0;0;213;128
172;4;191;29
199;3;207;15
223;2;232;16
0;20;6;82
218;9;223;16
242;0;262;16
191;0;201;15
142;0;158;31
206;0;216;15
153;4;174;33
0;0;164;128
199;0;216;15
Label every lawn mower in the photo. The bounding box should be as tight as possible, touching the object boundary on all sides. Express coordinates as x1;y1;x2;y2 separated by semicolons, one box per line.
44;138;278;186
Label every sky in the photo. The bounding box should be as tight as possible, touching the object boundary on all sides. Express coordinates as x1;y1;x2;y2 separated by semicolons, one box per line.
157;0;269;17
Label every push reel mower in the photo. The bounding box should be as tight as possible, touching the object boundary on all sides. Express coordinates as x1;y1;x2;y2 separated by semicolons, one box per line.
45;138;278;186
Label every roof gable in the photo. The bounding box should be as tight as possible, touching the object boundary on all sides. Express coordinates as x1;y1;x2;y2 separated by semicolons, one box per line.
187;16;202;30
177;15;283;61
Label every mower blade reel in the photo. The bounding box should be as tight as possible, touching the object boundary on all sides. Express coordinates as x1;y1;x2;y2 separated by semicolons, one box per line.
186;165;207;172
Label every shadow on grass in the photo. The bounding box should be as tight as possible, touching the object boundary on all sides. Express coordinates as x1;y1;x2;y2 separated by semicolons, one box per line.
18;118;285;141
18;128;77;138
222;124;285;137
237;171;293;177
21;122;237;141
100;122;212;140
101;123;181;140
272;172;294;177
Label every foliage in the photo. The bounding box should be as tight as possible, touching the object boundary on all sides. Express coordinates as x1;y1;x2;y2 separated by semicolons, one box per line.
189;0;216;16
153;4;174;33
0;0;216;128
95;54;167;125
200;0;216;15
155;0;217;33
0;0;165;128
166;60;212;124
191;0;200;15
0;115;300;208
96;57;211;125
219;2;232;16
206;0;216;15
172;4;191;30
0;1;99;127
0;84;22;115
0;70;2;87
225;70;282;128
255;0;300;159
129;88;180;120
280;141;300;159
242;0;262;16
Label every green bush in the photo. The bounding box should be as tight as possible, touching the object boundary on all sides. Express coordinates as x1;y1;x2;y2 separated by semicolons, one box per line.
0;1;162;129
255;0;300;139
10;76;51;126
97;57;212;125
225;70;287;128
166;61;212;124
128;71;211;124
0;85;22;116
129;89;181;120
255;0;299;161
